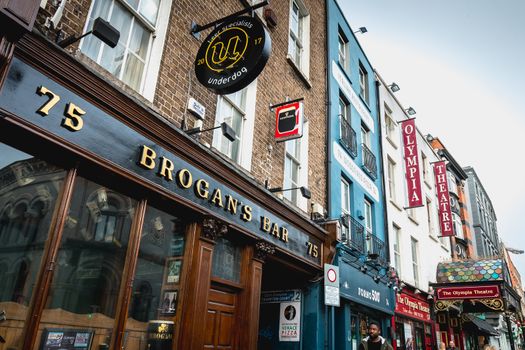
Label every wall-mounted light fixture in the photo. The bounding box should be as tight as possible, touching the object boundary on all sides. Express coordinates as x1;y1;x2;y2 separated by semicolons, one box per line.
360;265;368;273
405;107;416;116
268;186;311;199
186;122;236;142
353;27;368;34
373;274;381;283
58;17;120;49
388;82;400;92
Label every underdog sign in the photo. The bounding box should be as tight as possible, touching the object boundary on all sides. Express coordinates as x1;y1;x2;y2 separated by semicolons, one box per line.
195;16;271;94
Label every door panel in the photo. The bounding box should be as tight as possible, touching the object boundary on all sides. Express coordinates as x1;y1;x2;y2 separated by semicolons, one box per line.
204;287;238;349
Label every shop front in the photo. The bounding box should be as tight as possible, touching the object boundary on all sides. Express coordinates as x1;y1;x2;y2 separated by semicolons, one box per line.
334;247;396;350
393;289;433;350
0;32;326;350
433;259;517;350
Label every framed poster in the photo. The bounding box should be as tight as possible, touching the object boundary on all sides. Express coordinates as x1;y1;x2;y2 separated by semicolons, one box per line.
165;258;182;284
160;290;178;315
40;328;93;350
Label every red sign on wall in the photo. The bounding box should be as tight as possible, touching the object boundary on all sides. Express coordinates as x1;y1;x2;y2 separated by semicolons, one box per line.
433;160;454;236
395;293;431;322
274;101;303;142
400;119;423;208
436;285;500;300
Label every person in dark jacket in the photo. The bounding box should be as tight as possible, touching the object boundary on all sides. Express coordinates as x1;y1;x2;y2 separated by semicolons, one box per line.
359;321;393;350
446;340;457;350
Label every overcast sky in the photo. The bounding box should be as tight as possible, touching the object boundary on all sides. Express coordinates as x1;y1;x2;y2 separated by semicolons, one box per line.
338;0;525;280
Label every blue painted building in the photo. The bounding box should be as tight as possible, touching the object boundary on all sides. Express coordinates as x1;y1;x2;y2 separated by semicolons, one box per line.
326;0;395;348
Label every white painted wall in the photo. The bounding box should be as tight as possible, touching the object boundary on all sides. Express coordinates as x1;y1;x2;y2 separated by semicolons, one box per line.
377;74;451;293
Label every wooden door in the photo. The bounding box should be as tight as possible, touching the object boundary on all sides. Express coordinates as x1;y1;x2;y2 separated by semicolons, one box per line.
204;285;239;349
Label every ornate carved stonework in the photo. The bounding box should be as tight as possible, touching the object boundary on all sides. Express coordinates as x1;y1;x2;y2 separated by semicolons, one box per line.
435;300;462;312
255;241;275;262
478;298;504;311
201;217;228;242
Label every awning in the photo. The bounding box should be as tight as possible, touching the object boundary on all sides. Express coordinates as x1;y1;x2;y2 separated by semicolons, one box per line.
463;314;500;336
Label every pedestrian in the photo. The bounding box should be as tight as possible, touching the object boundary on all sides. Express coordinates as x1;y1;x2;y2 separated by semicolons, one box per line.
358;321;393;350
446;340;457;350
483;345;491;350
439;342;446;350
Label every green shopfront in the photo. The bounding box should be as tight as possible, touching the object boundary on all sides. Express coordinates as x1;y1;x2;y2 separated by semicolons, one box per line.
333;246;396;350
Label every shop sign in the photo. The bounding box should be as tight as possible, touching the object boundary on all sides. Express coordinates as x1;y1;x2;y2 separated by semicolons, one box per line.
332;61;374;133
324;264;340;307
434;161;454;236
261;290;301;304
274;101;303;142
395;293;431;322
0;58;322;267
400;119;422;208
194;16;271;95
436;285;500;300
40;328;93;349
279;301;301;342
339;259;395;315
333;142;379;202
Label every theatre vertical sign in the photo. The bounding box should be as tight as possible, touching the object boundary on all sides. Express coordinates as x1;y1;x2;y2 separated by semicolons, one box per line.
434;161;454;236
401;119;422;207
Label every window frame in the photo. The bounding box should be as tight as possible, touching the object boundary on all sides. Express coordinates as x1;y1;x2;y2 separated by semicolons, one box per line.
282;120;309;211
411;237;419;286
338;29;349;70
80;0;172;101
387;157;397;203
288;0;310;77
358;62;369;104
393;224;402;274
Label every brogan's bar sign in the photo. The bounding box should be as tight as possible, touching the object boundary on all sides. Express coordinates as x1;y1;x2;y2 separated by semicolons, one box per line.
400;119;422;207
195;16;271;94
436;285;500;300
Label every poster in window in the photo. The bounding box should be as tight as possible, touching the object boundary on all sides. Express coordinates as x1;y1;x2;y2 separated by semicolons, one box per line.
160;290;178;315
165;259;182;284
40;328;93;350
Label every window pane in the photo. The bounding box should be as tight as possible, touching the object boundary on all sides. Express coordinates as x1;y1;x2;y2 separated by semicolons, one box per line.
39;178;137;350
129;22;150;60
111;2;133;46
123;53;145;91
212;237;241;283
124;205;185;349
0;143;66;349
100;43;126;78
125;0;140;10
139;0;160;25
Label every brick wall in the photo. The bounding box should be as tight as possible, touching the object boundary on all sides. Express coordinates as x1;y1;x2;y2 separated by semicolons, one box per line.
35;0;328;211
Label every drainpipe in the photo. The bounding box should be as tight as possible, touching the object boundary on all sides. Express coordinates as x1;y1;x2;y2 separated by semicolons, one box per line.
325;0;332;225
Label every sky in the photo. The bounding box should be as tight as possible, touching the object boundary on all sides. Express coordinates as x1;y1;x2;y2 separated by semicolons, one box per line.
338;1;525;279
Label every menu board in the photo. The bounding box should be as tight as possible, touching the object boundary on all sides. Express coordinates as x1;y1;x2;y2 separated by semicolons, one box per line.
40;329;93;350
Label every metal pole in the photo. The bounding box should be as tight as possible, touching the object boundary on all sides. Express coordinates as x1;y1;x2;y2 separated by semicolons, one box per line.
506;313;516;350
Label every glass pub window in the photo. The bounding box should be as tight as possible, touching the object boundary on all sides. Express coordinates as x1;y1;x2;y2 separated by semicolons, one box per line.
39;177;137;350
124;205;186;349
0;143;66;349
81;0;161;92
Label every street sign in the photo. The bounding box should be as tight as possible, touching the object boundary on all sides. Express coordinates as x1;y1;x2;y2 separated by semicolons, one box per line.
324;264;340;307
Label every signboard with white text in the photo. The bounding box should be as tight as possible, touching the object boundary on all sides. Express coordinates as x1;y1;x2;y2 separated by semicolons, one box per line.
324;264;340;307
400;119;423;208
434;161;454;236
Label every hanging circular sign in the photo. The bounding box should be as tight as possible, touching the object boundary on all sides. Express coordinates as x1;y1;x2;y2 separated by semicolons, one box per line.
195;16;271;94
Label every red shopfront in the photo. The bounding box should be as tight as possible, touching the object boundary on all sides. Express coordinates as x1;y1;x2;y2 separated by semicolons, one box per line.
393;290;433;350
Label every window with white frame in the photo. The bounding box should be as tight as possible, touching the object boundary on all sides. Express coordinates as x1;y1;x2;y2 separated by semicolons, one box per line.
452;212;463;240
341;177;351;241
339;94;350;121
421;152;429;183
447;172;458;195
338;29;349;70
284;138;301;205
81;0;170;99
426;197;435;236
407;207;417;221
213;82;257;170
358;62;369;104
384;104;396;142
411;237;419;285
283;121;309;211
393;224;402;274
361;124;371;148
364;199;373;253
288;0;310;76
387;158;397;202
